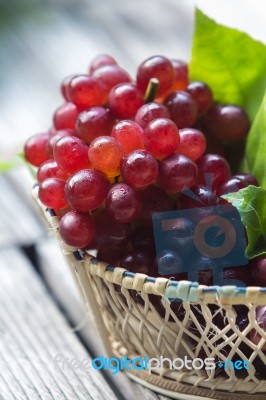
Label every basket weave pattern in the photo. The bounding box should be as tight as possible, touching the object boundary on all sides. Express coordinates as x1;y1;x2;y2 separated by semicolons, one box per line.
33;188;266;399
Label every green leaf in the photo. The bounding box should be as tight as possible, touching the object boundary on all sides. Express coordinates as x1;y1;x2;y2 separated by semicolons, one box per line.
246;92;266;187
222;186;266;259
190;8;266;121
0;161;15;172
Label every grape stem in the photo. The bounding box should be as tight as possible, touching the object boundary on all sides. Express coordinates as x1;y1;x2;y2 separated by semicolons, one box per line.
144;78;159;103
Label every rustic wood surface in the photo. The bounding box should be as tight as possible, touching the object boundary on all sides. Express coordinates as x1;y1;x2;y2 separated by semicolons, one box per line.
0;0;265;399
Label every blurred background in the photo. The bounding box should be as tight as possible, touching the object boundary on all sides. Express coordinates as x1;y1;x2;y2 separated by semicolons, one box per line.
0;0;265;160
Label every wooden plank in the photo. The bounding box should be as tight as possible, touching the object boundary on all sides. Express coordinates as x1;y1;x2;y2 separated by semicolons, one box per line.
0;170;45;248
36;236;171;400
0;247;117;400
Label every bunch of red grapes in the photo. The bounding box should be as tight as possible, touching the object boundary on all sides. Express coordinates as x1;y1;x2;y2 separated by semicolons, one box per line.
24;54;266;365
24;53;264;286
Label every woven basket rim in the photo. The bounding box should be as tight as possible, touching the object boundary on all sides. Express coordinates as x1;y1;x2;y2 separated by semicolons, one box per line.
32;185;266;305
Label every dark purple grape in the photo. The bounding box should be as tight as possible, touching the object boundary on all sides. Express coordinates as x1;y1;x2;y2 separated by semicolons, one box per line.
164;90;198;128
186;81;213;114
203;104;250;142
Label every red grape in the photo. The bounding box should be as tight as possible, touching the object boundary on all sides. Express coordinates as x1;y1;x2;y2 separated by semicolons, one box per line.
136;55;174;97
89;54;117;74
143;118;179;159
249;307;266;351
111;120;144;154
94;209;131;247
54;136;90;174
59;210;95;248
60;74;78;100
88;136;124;177
38;178;67;209
186;81;213;114
170;59;189;91
178;184;218;210
46;129;74;158
24;132;50;167
139;185;174;224
106;183;141;223
216;176;247;196
164;90;198;128
92;64;131;98
76;107;114;144
251;256;266;287
108;83;144;119
65;169;109;212
131;226;156;253
196;154;230;190
135;102;170;129
158;154;198;193
234;174;258;186
120;249;155;275
97;243;125;264
203;104;250;142
176;128;206;161
121;150;158;188
53;102;79;130
67;75;105;109
37;159;69;182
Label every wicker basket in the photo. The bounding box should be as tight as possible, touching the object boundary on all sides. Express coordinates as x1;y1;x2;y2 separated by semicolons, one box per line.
33;187;266;400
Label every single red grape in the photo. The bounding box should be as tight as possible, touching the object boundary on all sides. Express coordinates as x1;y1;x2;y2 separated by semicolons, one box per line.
164;90;198;128
139;185;174;224
234;174;258;186
203;104;250;142
37;159;70;182
143;118;179;159
53;102;79;130
106;183;141;223
59;210;95;248
170;59;189;91
216;176;247;196
135;102;170;129
24;132;50;167
111;120;144;154
108;83;144;119
97;243;125;264
94;209;131;247
251;256;266;287
76;107;114;144
54;136;90;174
46;129;74;158
176;128;206;161
38;178;67;209
196;154;230;191
249;307;266;351
67;75;105;109
89;54;117;74
92;64;131;98
60;74;78;100
120;249;155;275
158;154;198;193
136;55;175;97
65;169;109;212
131;226;156;253
121;150;158;188
186;81;213;114
178;184;218;210
88;136;124;177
